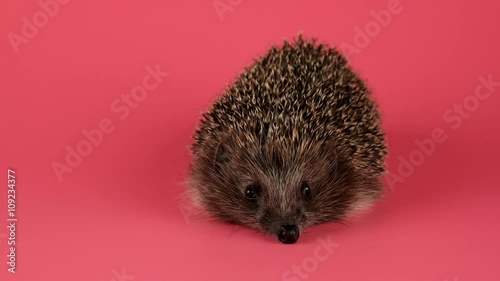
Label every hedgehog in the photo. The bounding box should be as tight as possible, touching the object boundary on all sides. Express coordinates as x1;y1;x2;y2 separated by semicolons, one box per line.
187;36;387;244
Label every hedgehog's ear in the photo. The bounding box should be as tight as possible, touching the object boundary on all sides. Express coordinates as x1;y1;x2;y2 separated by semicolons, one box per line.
213;139;231;174
214;141;229;163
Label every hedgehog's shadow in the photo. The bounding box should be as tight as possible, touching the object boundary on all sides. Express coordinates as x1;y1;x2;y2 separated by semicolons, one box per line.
224;220;351;245
298;221;350;244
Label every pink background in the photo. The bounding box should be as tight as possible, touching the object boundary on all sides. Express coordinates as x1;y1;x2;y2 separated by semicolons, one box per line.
1;0;499;280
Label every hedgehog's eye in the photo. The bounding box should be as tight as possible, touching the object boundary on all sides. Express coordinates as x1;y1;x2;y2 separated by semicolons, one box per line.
301;181;311;199
245;184;260;201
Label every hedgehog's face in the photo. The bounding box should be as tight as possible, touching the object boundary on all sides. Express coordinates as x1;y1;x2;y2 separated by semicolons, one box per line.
189;137;379;244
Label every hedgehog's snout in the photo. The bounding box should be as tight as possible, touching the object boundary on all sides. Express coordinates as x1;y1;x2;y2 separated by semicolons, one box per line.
259;207;303;243
277;224;299;244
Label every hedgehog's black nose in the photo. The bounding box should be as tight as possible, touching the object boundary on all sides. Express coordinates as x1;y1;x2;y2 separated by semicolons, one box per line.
278;224;299;244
